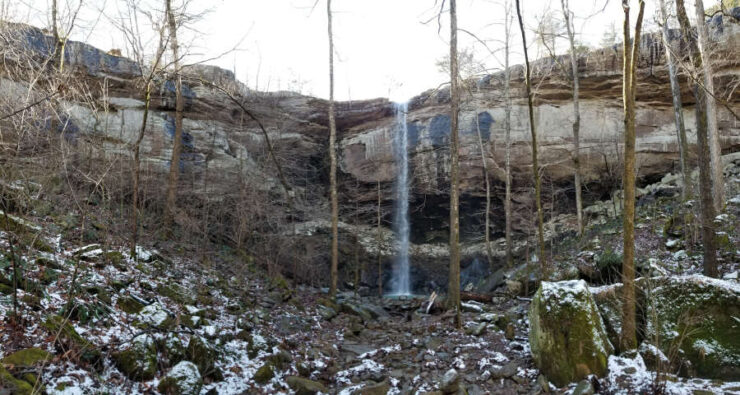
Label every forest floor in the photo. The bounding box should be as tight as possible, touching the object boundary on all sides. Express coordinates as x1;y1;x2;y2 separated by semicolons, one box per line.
0;157;739;394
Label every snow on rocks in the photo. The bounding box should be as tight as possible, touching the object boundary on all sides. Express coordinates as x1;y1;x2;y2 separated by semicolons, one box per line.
607;354;652;394
529;280;613;387
646;275;740;380
157;361;202;395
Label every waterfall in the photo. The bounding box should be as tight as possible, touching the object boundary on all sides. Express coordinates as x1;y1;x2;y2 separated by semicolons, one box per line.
390;102;411;295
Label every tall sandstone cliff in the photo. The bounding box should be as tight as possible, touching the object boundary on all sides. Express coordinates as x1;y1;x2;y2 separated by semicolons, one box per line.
1;14;739;288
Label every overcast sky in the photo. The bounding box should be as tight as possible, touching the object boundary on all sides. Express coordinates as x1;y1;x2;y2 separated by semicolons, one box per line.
7;0;685;101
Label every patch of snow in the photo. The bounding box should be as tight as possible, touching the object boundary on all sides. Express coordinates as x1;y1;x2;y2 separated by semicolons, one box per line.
138;303;169;326
334;359;384;385
607;354;652;394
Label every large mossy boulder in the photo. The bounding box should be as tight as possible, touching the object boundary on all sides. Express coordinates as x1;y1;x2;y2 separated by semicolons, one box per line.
529;280;613;387
113;335;158;381
646;275;740;380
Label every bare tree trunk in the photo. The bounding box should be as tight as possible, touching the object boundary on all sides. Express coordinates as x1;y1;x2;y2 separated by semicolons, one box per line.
377;180;383;297
448;0;462;329
131;81;151;257
676;0;718;278
164;0;184;233
475;111;493;269
560;0;583;235
515;0;546;275
658;0;691;201
620;0;645;353
130;29;167;258
327;0;340;298
51;0;64;71
693;0;724;211
504;1;513;268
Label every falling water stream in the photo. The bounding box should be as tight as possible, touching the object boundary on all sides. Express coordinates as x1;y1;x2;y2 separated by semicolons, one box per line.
390;102;411;295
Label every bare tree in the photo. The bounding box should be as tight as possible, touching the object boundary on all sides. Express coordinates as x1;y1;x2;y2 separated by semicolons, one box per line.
560;0;584;235
377;180;383;296
693;0;724;211
163;0;184;233
503;0;514;268
50;0;83;72
658;0;691;201
675;0;718;278
620;0;645;353
114;1;169;257
447;0;462;329
327;0;339;298
515;0;546;274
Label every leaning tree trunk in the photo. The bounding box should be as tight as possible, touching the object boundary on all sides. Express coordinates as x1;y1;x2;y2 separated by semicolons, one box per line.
448;0;462;329
327;0;340;298
515;0;546;275
561;0;583;236
164;0;184;233
676;0;718;278
658;0;691;201
620;0;645;353
475;110;493;269
693;0;724;211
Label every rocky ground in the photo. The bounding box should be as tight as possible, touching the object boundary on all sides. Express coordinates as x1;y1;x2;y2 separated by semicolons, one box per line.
0;161;739;394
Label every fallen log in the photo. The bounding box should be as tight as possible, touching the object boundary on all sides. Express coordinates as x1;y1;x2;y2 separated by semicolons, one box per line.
461;292;493;303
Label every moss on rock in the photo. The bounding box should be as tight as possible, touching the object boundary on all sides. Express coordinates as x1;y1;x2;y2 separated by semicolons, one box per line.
116;296;145;314
157;284;196;306
0;364;32;395
113;335;158;381
646;275;740;380
285;376;328;394
1;348;51;368
41;315;102;369
529;280;613;387
157;361;202;395
253;363;274;384
186;336;222;380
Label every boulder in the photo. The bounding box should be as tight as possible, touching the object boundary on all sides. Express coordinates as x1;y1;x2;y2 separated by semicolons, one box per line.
41;315;102;369
113;335;158;381
529;280;613;387
606;354;651;393
285;376;328;395
157;361;202;395
253;363;274;384
1;348;51;368
355;380;391;395
186;336;222;380
0;364;32;395
589;283;626;350
646;275;740;380
439;368;460;394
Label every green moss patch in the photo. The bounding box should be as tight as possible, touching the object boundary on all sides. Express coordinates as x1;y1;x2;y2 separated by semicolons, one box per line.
529;280;613;387
1;348;51;368
646;275;740;380
113;335;158;381
41;315;102;369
